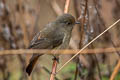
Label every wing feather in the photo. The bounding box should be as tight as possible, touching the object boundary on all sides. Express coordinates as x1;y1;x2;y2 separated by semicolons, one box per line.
28;31;64;49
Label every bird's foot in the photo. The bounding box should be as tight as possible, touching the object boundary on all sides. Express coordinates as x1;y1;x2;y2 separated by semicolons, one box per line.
52;56;59;63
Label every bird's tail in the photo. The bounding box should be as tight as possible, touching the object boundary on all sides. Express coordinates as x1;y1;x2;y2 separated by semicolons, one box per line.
26;55;40;76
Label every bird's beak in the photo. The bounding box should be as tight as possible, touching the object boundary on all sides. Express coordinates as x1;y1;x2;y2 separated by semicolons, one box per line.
75;21;80;24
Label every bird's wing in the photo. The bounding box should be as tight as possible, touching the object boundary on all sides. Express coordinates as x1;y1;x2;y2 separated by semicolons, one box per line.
28;32;64;49
28;32;51;49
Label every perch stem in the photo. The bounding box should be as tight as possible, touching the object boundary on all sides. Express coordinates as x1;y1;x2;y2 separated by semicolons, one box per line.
50;57;58;80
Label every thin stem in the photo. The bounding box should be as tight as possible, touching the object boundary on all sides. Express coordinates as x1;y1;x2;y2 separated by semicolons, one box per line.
110;59;120;80
93;54;102;80
2;47;120;55
49;58;58;80
74;58;79;80
64;0;70;13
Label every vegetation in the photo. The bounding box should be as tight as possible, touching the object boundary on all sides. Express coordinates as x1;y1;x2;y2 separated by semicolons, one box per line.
0;0;120;80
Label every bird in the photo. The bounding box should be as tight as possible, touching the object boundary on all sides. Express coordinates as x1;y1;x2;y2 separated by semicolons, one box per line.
26;14;80;76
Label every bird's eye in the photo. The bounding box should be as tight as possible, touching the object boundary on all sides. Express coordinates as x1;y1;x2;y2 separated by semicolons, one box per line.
66;22;71;25
62;20;72;25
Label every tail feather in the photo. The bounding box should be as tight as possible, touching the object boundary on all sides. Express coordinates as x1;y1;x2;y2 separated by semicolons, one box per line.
26;55;40;76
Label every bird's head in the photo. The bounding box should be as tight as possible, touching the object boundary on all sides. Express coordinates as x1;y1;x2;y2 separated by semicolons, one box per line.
55;14;80;31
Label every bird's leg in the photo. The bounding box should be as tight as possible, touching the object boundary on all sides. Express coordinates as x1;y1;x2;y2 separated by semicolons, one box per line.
49;56;59;80
52;56;59;63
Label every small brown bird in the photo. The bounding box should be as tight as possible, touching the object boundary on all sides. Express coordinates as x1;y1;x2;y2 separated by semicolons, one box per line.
26;14;80;75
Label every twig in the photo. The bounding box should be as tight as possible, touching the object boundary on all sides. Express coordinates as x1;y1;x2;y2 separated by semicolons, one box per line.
64;0;70;13
42;66;59;80
1;47;120;55
50;58;58;80
74;58;79;80
79;0;88;48
56;19;120;73
110;59;120;80
93;54;102;80
111;40;120;57
77;0;88;78
29;0;41;39
18;0;29;47
51;0;63;16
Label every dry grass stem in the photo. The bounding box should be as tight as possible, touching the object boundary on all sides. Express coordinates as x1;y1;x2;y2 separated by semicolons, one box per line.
1;47;120;55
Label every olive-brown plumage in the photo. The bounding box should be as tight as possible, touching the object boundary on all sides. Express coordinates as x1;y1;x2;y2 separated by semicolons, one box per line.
26;14;77;75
